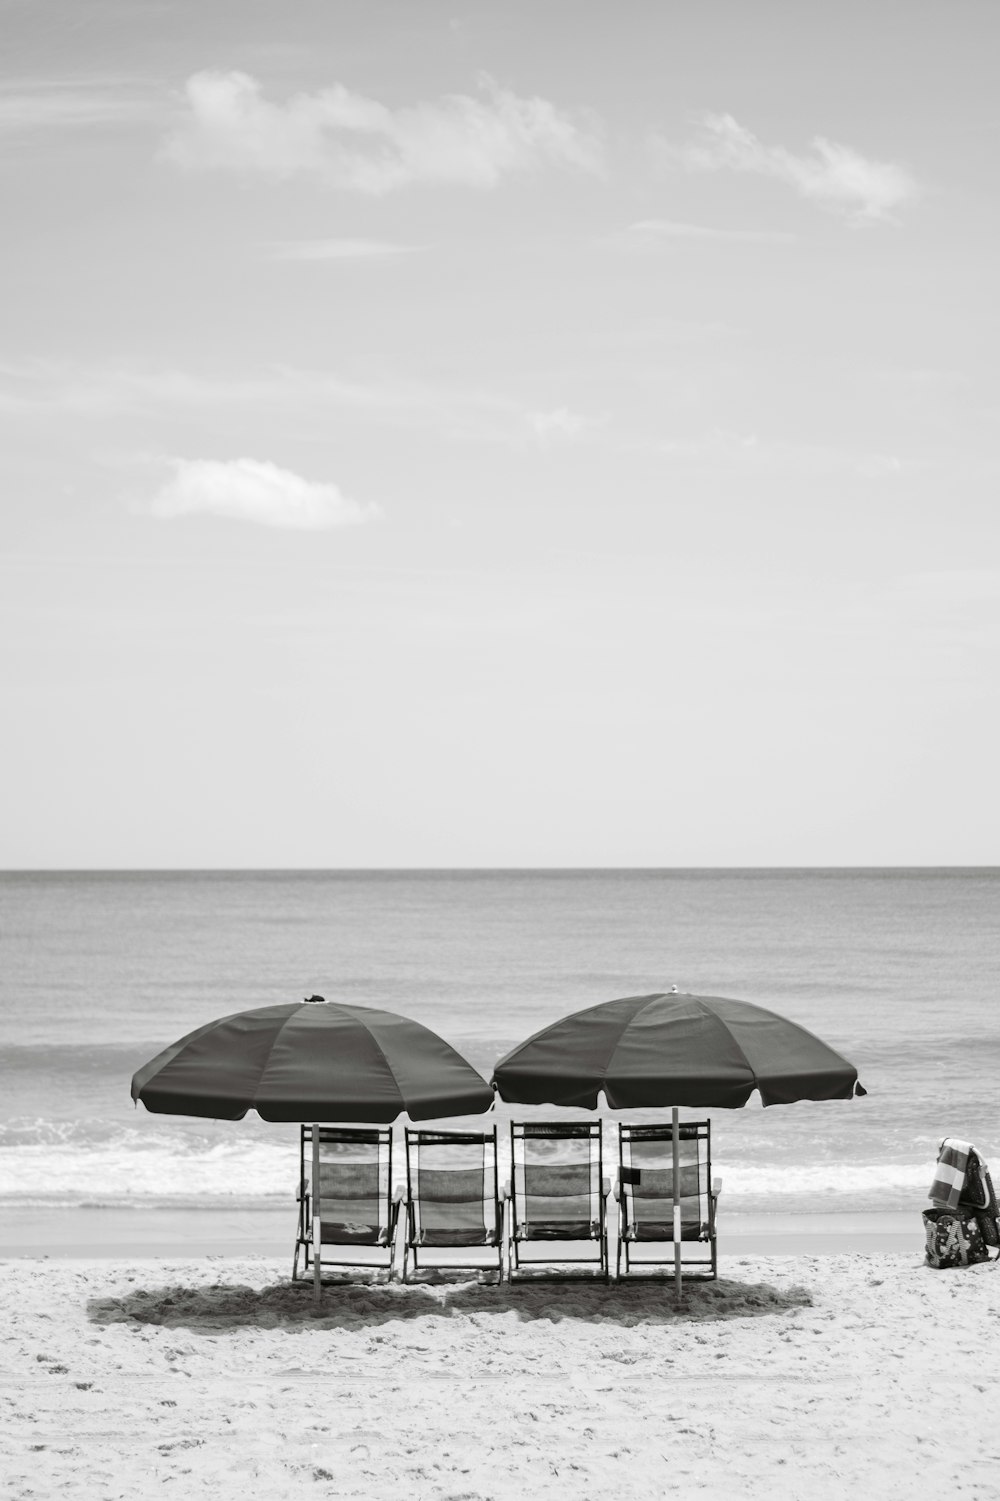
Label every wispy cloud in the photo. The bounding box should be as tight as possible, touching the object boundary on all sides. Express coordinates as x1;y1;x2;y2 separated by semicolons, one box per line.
528;407;594;442
0;79;155;130
0;359;548;446
161;70;605;193
663;114;918;222
857;453;902;478
265;238;421;261
629;427;915;481
623;219;795;245
891;569;1000;607
146;457;379;530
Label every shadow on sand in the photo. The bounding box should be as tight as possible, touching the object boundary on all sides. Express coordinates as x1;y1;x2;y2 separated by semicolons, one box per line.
88;1272;811;1334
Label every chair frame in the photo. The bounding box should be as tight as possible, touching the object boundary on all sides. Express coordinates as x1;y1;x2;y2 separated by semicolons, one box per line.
508;1120;610;1282
401;1127;504;1283
615;1119;719;1280
292;1125;402;1289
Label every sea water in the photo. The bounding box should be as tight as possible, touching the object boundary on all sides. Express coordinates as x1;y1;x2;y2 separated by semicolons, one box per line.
0;869;997;1217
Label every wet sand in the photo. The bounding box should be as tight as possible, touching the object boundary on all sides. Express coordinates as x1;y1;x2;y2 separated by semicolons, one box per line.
0;1205;921;1258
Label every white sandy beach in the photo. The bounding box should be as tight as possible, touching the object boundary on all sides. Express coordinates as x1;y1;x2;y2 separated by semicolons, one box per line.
4;1248;999;1501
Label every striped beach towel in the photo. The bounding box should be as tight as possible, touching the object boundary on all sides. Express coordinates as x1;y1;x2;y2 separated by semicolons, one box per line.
929;1138;975;1211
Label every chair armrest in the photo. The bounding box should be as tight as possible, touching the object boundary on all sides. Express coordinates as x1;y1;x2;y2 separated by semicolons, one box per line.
393;1184;405;1203
500;1179;512;1202
612;1180;620;1202
711;1177;722;1197
602;1177;611;1199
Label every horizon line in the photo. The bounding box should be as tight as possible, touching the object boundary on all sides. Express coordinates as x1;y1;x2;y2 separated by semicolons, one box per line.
1;864;997;876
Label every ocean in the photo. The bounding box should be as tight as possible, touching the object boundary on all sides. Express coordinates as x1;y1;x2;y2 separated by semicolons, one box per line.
1;869;997;1218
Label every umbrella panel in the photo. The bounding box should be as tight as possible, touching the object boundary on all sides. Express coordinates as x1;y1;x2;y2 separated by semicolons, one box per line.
493;992;861;1109
133;1001;494;1124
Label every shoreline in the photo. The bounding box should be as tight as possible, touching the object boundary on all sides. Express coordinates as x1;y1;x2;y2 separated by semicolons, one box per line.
0;1204;923;1259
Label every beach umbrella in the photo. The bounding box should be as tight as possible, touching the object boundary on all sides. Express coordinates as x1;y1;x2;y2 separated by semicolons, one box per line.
132;996;494;1123
492;989;865;1293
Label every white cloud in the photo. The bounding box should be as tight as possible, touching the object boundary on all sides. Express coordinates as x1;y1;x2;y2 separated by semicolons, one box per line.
666;114;917;222
147;457;379;530
624;219;794;245
265;238;420;260
529;407;592;442
161;70;605;193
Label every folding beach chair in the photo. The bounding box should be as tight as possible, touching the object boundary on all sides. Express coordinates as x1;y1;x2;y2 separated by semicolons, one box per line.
292;1126;403;1296
402;1128;504;1282
615;1120;721;1279
508;1121;610;1280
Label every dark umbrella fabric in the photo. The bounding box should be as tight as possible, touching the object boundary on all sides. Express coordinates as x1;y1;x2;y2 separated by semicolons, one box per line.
492;991;864;1109
132;999;494;1123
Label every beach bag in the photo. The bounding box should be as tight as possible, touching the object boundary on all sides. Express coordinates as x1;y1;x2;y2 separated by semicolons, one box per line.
923;1208;993;1269
924;1139;1000;1268
963;1154;1000;1248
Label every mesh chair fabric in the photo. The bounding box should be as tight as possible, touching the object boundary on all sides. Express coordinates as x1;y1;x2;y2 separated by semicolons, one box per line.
309;1130;393;1248
316;1161;381;1199
513;1130;604;1244
619;1124;711;1245
406;1131;500;1256
319;1206;388;1245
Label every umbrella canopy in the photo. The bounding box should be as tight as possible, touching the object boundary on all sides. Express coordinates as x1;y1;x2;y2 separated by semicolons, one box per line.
132;997;494;1123
492;990;864;1109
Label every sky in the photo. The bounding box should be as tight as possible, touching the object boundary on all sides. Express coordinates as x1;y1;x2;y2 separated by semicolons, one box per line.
1;0;998;867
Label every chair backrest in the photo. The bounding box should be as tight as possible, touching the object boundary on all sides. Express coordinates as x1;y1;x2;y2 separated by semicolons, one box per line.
302;1125;393;1243
510;1121;604;1233
618;1121;711;1232
405;1128;500;1245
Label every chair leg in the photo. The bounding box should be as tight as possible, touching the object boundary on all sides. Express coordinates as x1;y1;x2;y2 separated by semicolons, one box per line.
501;1201;509;1282
292;1201;308;1280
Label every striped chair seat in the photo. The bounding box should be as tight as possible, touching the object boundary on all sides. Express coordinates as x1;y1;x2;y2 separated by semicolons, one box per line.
403;1130;504;1278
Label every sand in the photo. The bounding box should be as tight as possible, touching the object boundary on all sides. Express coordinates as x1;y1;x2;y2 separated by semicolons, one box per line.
3;1248;1000;1500
0;1205;921;1259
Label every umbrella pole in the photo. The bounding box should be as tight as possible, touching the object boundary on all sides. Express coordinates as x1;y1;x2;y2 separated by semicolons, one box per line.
672;1106;683;1304
312;1125;322;1308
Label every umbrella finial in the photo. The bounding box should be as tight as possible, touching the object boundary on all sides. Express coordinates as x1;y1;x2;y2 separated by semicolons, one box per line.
669;984;678;994
304;994;326;1004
